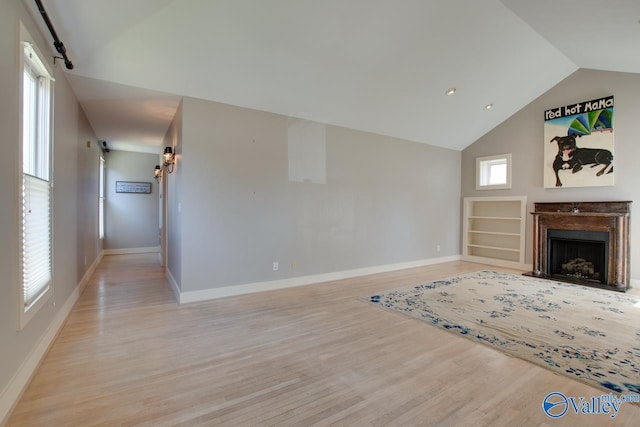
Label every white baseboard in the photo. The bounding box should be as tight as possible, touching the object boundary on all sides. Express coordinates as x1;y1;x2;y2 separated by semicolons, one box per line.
78;251;104;294
462;255;531;272
179;255;462;304
103;246;160;256
0;256;97;426
166;268;180;303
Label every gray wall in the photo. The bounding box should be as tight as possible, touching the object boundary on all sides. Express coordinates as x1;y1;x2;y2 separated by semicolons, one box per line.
77;141;102;278
0;0;101;415
164;101;183;288
178;97;461;292
462;69;640;281
105;151;160;250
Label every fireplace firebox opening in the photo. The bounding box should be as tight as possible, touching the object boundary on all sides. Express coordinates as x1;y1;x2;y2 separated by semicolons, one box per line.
547;229;609;284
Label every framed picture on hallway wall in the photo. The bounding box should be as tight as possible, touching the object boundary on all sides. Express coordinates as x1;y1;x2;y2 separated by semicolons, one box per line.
543;96;614;189
115;181;152;194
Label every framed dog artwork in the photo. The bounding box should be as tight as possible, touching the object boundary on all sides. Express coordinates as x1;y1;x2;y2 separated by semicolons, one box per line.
543;96;614;188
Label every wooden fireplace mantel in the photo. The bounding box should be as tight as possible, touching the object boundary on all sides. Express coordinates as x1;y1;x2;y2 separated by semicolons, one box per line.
531;201;631;291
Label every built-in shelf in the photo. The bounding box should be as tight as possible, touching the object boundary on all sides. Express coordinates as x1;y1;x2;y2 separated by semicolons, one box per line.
463;196;527;268
467;244;521;252
468;230;520;237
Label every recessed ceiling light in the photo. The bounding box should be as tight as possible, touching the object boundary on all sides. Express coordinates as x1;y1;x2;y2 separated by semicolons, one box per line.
445;87;456;96
484;104;493;110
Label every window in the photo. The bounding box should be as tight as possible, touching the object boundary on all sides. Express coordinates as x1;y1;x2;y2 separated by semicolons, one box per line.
20;29;54;328
476;154;512;190
99;155;105;239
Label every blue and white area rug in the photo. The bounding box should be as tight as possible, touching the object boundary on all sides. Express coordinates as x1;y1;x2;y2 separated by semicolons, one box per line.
367;270;640;395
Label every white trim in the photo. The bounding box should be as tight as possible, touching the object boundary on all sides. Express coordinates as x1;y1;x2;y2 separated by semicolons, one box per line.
0;251;104;425
178;256;461;304
476;153;512;190
166;268;181;303
78;251;104;294
103;246;160;256
0;278;80;425
462;254;531;272
20;24;54;79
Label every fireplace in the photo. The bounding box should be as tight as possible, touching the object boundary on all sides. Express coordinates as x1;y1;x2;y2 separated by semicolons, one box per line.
529;201;631;291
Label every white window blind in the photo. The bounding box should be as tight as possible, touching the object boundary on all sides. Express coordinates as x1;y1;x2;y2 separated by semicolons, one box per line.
20;38;53;320
22;174;52;307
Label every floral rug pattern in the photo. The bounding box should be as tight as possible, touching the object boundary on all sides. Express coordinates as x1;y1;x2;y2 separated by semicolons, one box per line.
368;270;640;395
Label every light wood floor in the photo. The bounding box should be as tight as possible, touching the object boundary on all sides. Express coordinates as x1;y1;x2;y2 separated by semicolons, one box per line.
6;254;640;426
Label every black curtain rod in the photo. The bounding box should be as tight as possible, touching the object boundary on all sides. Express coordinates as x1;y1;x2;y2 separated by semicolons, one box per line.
34;0;74;70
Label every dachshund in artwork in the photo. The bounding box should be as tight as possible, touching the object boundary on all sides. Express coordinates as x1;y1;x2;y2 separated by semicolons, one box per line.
550;135;613;187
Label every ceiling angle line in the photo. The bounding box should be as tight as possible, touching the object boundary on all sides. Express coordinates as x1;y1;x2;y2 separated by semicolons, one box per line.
33;0;74;70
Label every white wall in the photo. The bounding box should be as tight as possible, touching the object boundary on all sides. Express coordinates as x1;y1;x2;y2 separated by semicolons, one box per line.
0;1;101;422
104;151;160;250
176;97;461;293
462;69;640;281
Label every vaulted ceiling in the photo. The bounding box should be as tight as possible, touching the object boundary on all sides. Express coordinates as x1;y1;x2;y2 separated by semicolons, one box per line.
24;0;640;153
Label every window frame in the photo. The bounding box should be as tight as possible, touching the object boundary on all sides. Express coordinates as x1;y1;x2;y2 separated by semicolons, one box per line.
18;23;55;329
476;153;512;191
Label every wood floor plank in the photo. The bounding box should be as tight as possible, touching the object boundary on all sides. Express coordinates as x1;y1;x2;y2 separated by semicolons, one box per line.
6;254;640;426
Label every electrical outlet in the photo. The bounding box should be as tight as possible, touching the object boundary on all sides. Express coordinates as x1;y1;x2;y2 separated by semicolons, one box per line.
437;244;441;253
273;262;279;271
291;261;297;270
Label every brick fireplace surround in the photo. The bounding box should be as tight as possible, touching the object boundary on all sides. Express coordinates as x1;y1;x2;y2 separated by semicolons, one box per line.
529;201;631;291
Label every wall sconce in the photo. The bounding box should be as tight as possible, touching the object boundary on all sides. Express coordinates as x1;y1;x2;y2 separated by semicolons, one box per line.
154;146;175;181
154;165;162;183
163;146;175;173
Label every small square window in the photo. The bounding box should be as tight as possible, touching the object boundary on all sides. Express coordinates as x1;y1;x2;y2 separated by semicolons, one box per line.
476;154;512;190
